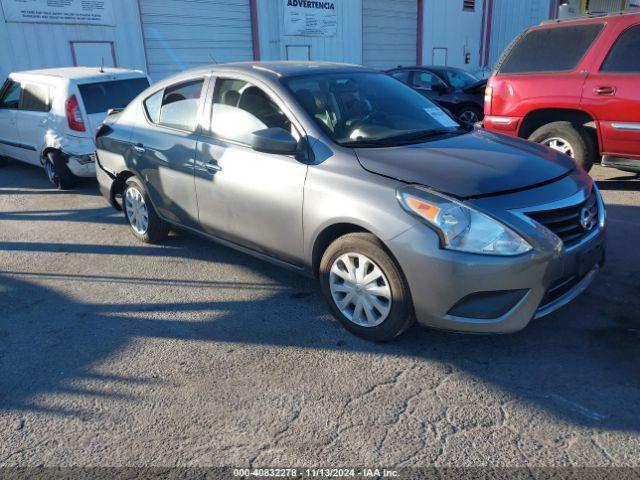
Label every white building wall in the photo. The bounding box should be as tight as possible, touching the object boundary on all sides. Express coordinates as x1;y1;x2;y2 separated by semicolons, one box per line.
257;0;362;64
487;0;550;69
0;0;147;80
422;0;484;71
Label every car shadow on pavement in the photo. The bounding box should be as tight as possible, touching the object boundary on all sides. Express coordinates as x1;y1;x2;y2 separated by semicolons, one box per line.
0;162;101;197
0;209;639;433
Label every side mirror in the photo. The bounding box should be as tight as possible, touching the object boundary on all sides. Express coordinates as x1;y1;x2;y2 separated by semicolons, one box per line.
251;128;298;155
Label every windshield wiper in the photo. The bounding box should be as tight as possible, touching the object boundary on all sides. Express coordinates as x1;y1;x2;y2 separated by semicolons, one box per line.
342;128;466;148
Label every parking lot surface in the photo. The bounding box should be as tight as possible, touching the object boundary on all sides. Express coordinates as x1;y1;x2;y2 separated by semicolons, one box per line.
0;162;639;467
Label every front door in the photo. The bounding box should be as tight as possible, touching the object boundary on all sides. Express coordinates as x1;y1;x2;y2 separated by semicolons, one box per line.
134;78;206;227
581;24;640;158
194;77;307;265
14;82;51;166
0;80;22;160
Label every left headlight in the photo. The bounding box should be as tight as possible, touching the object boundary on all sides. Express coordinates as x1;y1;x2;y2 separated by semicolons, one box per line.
397;186;532;256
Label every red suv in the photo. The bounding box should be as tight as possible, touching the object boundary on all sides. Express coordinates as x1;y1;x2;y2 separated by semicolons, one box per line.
483;11;640;173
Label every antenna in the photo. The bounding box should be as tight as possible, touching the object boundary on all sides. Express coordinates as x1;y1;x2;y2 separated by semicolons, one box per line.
208;53;218;64
99;56;105;73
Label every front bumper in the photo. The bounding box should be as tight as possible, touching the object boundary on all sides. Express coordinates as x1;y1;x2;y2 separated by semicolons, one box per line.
387;188;606;334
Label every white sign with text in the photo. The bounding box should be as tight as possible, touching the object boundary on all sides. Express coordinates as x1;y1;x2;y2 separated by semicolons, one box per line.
283;0;338;37
1;0;115;26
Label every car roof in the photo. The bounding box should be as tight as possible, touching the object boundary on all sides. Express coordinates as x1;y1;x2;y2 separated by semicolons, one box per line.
180;61;375;80
11;67;146;82
539;9;640;27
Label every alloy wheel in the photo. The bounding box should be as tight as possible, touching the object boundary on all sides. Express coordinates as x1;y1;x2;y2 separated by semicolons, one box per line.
124;187;149;235
329;252;392;327
543;137;575;157
458;109;479;126
45;160;57;185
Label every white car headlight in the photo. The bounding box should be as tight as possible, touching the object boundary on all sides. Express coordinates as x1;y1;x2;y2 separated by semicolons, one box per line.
397;186;532;256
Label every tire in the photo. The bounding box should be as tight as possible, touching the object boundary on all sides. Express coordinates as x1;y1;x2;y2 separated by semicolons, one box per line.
123;176;169;244
45;151;76;190
456;105;483;127
319;233;415;342
0;156;8;167
528;121;596;172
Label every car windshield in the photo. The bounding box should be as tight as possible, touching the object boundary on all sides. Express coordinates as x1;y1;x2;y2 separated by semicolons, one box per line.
78;77;150;114
283;72;463;147
442;69;479;89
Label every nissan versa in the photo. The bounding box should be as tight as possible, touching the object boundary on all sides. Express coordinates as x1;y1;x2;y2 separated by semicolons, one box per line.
95;62;606;341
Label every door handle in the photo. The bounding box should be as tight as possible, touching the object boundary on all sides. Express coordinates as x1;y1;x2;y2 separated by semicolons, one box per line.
133;143;145;154
39;119;47;126
204;161;222;174
594;86;616;96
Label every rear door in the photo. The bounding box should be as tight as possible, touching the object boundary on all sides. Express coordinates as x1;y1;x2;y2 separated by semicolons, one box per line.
133;78;206;228
14;82;51;165
581;23;640;158
0;80;22;159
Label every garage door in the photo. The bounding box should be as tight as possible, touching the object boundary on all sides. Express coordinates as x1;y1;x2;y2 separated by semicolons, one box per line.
139;0;255;80
363;0;418;70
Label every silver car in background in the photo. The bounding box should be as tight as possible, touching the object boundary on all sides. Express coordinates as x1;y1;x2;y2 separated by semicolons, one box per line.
95;62;606;341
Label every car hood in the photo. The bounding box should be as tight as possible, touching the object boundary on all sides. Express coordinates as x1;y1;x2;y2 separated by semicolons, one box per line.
462;79;487;94
354;129;575;198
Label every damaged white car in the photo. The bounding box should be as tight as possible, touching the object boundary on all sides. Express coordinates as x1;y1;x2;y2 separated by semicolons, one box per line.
0;67;149;189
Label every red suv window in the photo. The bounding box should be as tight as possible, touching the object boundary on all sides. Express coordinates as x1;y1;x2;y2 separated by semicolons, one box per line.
497;23;604;74
601;24;640;73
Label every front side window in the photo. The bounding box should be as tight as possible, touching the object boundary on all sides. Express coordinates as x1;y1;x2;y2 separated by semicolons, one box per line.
143;79;204;131
21;83;49;112
0;80;21;109
210;78;292;145
601;24;640;73
498;23;603;74
442;69;479;89
284;72;462;147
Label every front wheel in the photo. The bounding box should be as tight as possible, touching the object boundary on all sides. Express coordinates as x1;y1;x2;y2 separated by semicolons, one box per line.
319;233;415;342
123;177;169;244
528;121;596;172
456;105;483;127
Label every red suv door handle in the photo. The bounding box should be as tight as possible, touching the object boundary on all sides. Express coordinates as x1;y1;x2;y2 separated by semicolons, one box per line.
594;86;616;96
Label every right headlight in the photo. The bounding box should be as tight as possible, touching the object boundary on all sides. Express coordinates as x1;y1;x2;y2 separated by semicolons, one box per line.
397;186;532;256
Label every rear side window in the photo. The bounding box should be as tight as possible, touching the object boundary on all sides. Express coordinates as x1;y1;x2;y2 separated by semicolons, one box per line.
21;83;49;112
390;71;410;83
78;77;150;114
601;25;640;73
498;24;603;74
147;79;204;131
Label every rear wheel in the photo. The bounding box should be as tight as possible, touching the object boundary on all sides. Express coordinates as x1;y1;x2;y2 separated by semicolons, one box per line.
319;233;414;342
45;151;76;190
123;177;169;244
528;121;596;172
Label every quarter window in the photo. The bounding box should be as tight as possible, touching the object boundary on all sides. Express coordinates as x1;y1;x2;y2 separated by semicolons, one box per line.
390;71;410;83
21;83;49;112
143;90;163;124
601;25;640;73
210;78;292;145
0;81;21;109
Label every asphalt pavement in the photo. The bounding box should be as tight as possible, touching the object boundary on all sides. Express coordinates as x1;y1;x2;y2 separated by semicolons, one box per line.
0;161;639;468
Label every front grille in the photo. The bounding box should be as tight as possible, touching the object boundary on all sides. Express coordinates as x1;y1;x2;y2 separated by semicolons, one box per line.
526;191;598;247
539;274;582;309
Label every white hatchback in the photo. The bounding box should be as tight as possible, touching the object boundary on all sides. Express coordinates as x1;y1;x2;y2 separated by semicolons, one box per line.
0;67;150;189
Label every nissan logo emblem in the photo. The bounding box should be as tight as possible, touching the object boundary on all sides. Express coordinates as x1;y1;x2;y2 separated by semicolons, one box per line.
580;206;597;231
